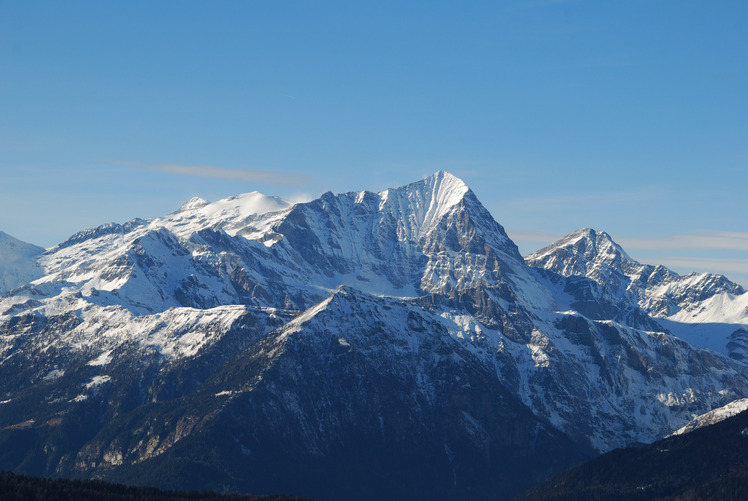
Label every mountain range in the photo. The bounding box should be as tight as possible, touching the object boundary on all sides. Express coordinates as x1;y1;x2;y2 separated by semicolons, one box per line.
0;171;746;500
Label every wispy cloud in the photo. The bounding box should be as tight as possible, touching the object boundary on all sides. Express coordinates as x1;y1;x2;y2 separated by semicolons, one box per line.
108;161;312;188
621;232;748;286
653;256;748;276
618;232;748;252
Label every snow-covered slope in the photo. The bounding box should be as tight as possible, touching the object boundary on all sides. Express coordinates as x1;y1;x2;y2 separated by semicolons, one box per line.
0;231;44;295
2;171;552;320
526;228;745;318
666;289;748;325
440;302;748;450
1;173;748;500
670;398;748;436
526;228;748;356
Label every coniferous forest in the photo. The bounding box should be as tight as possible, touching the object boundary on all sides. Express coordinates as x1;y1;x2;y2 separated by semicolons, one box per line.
514;409;748;500
0;471;311;501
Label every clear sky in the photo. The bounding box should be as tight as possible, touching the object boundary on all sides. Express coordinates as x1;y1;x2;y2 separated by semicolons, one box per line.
1;0;746;286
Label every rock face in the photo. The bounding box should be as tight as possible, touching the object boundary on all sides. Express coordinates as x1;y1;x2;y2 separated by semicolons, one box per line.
526;228;745;320
1;172;747;500
526;227;748;357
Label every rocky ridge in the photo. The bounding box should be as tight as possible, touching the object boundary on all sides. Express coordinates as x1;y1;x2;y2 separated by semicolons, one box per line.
526;227;748;357
1;172;747;500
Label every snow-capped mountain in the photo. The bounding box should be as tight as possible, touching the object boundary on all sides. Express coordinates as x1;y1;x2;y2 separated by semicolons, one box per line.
0;231;44;295
526;227;748;358
1;172;747;500
526;228;745;319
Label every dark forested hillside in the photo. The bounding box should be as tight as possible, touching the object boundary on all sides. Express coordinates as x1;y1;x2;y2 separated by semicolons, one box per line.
515;409;748;501
0;470;311;501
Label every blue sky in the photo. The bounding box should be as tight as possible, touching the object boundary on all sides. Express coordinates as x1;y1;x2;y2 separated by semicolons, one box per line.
1;1;747;286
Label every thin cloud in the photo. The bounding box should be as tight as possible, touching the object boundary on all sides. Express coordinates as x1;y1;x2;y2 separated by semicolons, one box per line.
654;257;748;276
108;160;312;188
619;232;748;252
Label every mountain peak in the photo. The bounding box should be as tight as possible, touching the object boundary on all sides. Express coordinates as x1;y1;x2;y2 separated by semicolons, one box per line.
526;228;633;275
176;192;291;219
527;228;747;324
413;170;470;204
428;169;468;187
565;228;629;256
381;171;469;206
377;171;472;241
177;196;210;212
